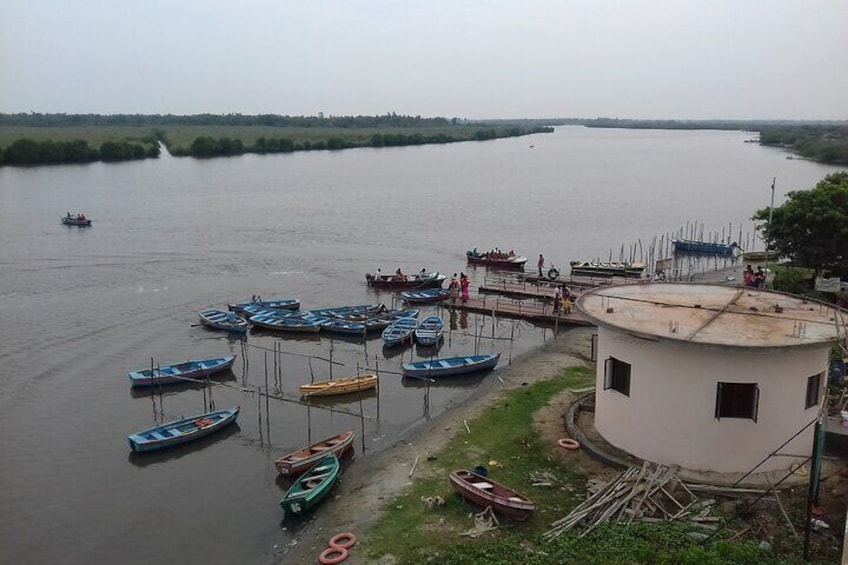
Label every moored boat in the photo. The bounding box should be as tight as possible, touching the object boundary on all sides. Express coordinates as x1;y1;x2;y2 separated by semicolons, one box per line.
382;316;419;347
672;239;740;256
365;271;446;290
127;355;236;387
279;454;340;515
60;214;92;227
197;308;248;334
401;288;450;304
466;249;527;270
128;407;240;452
229;297;300;314
415;316;444;346
299;373;378;397
274;430;355;476
449;469;535;521
402;352;500;378
249;313;323;333
569;260;646;278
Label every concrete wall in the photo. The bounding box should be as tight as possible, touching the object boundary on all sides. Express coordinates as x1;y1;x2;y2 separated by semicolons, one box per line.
594;327;830;473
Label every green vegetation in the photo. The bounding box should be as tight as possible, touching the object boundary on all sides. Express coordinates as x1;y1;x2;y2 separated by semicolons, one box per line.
759;125;848;165
0;113;552;165
365;366;826;564
753;172;848;278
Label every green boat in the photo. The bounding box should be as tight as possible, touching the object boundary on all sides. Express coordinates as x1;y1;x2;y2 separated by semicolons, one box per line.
279;454;340;515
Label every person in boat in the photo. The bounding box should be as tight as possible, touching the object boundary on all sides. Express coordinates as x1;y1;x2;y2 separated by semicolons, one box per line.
227;310;238;324
395;268;406;281
420;267;428;278
66;211;72;219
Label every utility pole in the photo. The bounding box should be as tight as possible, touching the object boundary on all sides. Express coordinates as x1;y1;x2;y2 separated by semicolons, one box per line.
764;177;776;286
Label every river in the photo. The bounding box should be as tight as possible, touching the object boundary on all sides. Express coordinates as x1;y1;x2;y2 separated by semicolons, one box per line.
0;126;840;564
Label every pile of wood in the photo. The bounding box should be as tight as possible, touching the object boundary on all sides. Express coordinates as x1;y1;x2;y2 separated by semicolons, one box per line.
543;462;713;540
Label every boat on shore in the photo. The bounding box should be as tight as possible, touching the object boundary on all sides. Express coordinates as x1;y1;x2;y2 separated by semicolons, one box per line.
466;249;527;270
198;308;248;334
449;469;535;521
672;239;740;256
415;316;444;346
569;260;646;278
365;271;446;290
127;355;236;387
402;352;500;378
299;373;378;397
128;407;240;452
279;454;340;516
61;213;92;227
274;430;355;476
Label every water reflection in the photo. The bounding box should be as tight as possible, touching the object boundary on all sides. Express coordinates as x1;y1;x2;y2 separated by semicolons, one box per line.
400;371;491;389
299;388;377;408
128;372;237;399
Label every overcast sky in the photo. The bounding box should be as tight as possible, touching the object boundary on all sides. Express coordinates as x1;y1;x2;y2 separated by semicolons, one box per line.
1;1;846;120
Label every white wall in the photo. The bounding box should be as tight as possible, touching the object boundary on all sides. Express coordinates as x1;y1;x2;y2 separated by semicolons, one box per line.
594;327;829;473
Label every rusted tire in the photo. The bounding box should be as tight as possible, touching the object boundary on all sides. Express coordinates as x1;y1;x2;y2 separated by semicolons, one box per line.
319;546;348;564
558;438;580;450
329;532;357;550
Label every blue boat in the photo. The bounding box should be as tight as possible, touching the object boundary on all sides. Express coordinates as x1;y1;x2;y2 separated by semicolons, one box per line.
415;316;444;346
402;353;501;379
127;355;236;387
382;316;420;347
310;304;384;318
401;288;450;304
320;318;367;335
249;313;323;333
229;297;300;313
198;308;248;334
672;239;741;256
128;407;240;452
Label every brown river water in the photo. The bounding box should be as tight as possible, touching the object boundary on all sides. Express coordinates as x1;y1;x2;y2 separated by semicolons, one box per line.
0;126;840;564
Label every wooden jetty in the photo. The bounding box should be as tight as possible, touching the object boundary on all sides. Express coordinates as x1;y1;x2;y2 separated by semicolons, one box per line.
445;296;592;327
479;281;558;300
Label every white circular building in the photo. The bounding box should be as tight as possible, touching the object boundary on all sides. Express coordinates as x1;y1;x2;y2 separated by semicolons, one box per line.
576;283;844;473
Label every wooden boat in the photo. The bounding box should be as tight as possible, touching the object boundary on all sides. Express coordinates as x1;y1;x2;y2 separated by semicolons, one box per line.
569;260;646;278
127;355;236;387
350;308;419;332
197;308;248;334
310;304;385;318
60;213;92;227
449;469;535;521
401;288;450;304
402;352;501;378
299;373;378;397
280;454;340;515
672;239;740;256
229;297;300;314
275;430;355;476
128;407;240;452
248;313;323;333
320;318;366;335
365;271;446;290
415;316;444;346
466;250;527;270
382;316;419;347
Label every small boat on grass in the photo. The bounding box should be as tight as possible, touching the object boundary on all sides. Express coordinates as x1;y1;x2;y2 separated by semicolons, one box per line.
249;313;323;333
300;373;378;397
127;355;236;387
415;316;444;346
275;430;355;476
401;288;450;304
128;407;240;452
402;352;500;379
382;316;419;347
280;454;340;516
466;249;527;270
198;308;248;334
449;469;535;521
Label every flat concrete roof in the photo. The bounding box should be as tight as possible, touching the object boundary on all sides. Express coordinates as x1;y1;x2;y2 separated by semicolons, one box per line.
576;283;844;349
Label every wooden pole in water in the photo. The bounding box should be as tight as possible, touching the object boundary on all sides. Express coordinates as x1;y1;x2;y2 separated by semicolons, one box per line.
264;357;271;440
375;354;381;421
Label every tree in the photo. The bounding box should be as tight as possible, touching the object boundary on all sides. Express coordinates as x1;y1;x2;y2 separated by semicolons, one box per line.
753;172;848;276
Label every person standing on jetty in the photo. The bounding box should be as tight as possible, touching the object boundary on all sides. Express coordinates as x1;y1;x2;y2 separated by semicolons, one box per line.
460;273;470;303
537;254;545;277
449;274;459;304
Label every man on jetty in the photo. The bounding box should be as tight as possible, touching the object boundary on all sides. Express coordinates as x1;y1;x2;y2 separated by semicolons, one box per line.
537;254;545;277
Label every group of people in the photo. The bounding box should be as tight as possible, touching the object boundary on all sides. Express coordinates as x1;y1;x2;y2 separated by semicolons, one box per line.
448;273;470;303
743;265;766;289
483;248;516;260
552;285;574;314
66;211;86;221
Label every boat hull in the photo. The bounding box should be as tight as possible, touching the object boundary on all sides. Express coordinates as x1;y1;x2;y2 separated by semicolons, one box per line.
449;470;535;521
672;239;739;256
280;454;340;515
402;353;500;378
128;407;240;452
365;273;446;290
466;252;527;270
198;309;248;334
275;430;355;476
300;374;378;397
400;289;450;304
127;355;236;387
414;316;444;346
569;261;646;278
61;217;92;227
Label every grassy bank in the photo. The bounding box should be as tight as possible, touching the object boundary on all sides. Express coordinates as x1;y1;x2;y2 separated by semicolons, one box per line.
364;366;830;564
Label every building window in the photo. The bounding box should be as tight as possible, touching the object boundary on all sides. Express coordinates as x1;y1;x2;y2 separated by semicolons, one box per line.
604;357;631;396
806;373;822;409
715;382;759;421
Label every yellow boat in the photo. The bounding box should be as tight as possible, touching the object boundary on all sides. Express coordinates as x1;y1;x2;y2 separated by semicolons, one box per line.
299;373;378;397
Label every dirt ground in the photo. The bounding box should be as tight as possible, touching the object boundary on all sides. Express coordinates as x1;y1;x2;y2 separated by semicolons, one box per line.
277;327;596;564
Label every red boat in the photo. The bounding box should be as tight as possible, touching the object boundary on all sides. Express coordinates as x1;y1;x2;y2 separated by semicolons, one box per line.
449;469;535;521
466;250;527;270
274;430;355;476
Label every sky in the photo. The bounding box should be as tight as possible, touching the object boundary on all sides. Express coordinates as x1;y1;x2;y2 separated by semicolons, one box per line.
1;1;846;120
